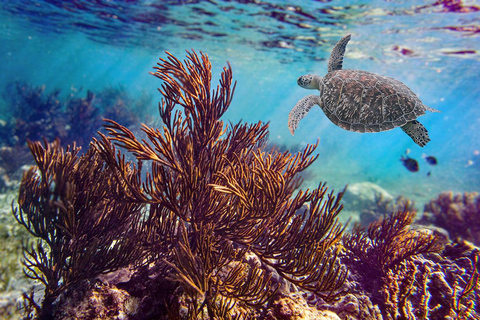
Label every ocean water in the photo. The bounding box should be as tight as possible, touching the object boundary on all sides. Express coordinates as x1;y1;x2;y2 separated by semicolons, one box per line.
1;0;479;214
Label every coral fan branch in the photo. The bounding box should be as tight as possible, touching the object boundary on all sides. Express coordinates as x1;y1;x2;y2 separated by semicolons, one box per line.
343;207;447;319
14;139;146;319
97;50;347;313
344;208;441;275
16;50;347;318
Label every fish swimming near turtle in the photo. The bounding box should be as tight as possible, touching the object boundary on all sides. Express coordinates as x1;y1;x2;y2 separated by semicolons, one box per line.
423;155;438;165
288;34;440;147
400;155;419;172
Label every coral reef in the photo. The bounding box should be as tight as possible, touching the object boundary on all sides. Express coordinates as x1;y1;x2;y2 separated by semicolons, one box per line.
342;207;480;319
343;181;414;227
11;50;480;320
0;190;32;320
357;194;414;227
0;81;152;183
14;139;147;319
53;281;133;320
95;50;347;318
14;51;347;319
264;293;341;320
323;293;383;320
3;82;66;146
343;208;440;279
421;191;480;245
379;246;479;319
342;182;393;214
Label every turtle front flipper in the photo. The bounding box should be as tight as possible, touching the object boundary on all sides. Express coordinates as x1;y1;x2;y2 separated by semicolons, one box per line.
328;34;351;72
401;120;431;147
288;95;321;135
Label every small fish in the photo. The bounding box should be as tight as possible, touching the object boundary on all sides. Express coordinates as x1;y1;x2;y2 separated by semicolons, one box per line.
422;154;437;165
401;155;419;172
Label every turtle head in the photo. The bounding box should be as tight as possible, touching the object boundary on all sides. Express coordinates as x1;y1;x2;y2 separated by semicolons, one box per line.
297;74;322;90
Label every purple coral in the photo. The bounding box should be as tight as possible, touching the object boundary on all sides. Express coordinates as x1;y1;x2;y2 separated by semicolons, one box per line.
422;191;480;245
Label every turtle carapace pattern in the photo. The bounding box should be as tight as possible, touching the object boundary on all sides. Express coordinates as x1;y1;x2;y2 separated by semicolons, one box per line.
288;34;440;147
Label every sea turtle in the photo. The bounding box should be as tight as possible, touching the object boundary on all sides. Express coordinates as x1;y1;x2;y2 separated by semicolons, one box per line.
288;34;440;147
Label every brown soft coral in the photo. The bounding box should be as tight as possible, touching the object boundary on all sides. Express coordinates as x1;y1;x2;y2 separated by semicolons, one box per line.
342;209;443;319
343;208;441;278
422;191;480;245
15;50;348;319
341;204;480;320
381;243;480;319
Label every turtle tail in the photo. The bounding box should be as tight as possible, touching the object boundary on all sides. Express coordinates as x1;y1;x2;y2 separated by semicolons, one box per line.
425;105;441;113
401;120;431;147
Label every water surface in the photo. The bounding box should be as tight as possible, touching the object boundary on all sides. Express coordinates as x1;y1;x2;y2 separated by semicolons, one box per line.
1;0;479;213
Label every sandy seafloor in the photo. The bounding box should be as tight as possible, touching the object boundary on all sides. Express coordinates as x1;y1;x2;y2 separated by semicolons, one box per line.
0;0;479;317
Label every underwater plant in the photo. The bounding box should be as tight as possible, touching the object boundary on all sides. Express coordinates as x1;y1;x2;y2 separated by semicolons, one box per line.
343;207;441;277
342;206;480;319
421;191;480;245
64;86;151;147
378;241;480;319
63;90;102;147
96;86;152;128
358;193;414;227
14;50;347;319
0;81;151;180
14;139;146;319
342;208;442;318
93;50;347;318
3;81;68;146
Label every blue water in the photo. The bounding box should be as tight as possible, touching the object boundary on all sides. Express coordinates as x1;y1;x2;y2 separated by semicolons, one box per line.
1;0;480;211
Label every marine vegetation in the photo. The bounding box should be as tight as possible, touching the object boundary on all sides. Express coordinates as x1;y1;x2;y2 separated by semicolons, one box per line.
0;81;151;180
14;51;347;319
343;207;441;287
421;191;480;246
14;139;147;319
342;207;480;319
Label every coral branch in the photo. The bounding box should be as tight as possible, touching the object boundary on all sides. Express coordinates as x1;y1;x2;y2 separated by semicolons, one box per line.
14;139;146;319
15;50;347;318
98;50;347;314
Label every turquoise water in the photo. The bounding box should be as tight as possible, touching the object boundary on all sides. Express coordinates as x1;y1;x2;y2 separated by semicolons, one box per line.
1;0;479;212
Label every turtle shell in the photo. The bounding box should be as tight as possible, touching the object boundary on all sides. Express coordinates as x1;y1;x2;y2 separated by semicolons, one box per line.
320;69;426;133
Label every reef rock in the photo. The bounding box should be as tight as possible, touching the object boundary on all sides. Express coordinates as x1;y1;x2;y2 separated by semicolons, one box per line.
342;182;393;213
54;281;135;320
265;293;341;320
323;293;383;320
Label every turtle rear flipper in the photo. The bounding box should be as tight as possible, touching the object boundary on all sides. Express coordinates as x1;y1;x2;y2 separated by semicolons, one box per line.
401;120;430;147
288;95;321;135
